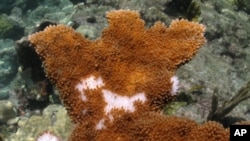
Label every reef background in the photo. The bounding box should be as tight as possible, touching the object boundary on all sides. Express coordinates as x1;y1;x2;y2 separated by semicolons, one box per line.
0;0;250;140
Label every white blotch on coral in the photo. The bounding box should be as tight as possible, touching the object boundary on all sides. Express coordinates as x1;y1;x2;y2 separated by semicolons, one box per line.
95;119;106;130
170;75;179;95
102;89;147;114
108;114;114;122
36;132;60;141
82;109;87;115
75;75;147;130
75;75;105;101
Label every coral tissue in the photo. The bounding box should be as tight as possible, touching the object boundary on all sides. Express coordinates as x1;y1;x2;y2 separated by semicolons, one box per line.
29;10;228;141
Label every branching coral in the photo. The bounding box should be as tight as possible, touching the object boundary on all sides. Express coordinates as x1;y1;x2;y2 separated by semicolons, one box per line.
28;9;228;140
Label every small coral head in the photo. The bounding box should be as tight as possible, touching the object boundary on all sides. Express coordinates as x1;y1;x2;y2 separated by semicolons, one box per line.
29;9;206;133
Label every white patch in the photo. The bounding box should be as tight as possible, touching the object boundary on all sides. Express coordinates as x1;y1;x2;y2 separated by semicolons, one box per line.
82;109;87;115
95;119;106;130
76;75;105;101
170;75;179;95
108;114;114;122
75;75;147;130
102;89;147;114
37;132;60;141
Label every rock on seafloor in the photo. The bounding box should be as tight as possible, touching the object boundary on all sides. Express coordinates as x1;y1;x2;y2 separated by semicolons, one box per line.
6;105;73;141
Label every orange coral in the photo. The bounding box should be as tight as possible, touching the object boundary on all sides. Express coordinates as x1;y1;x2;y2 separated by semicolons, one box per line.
69;113;229;141
28;9;228;141
188;121;229;141
95;113;229;141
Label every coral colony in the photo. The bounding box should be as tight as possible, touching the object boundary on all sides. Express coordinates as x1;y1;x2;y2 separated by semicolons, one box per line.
29;10;229;140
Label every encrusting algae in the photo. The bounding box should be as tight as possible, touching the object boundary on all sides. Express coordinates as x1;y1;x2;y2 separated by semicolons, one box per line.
29;10;229;141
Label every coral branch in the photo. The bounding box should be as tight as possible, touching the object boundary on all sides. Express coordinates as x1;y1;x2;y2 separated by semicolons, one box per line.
27;9;226;141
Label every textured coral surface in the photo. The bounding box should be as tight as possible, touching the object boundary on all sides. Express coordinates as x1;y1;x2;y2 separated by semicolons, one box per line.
28;10;228;141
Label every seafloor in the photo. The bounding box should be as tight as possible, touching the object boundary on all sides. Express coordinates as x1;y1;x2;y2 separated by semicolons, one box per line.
0;0;250;140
